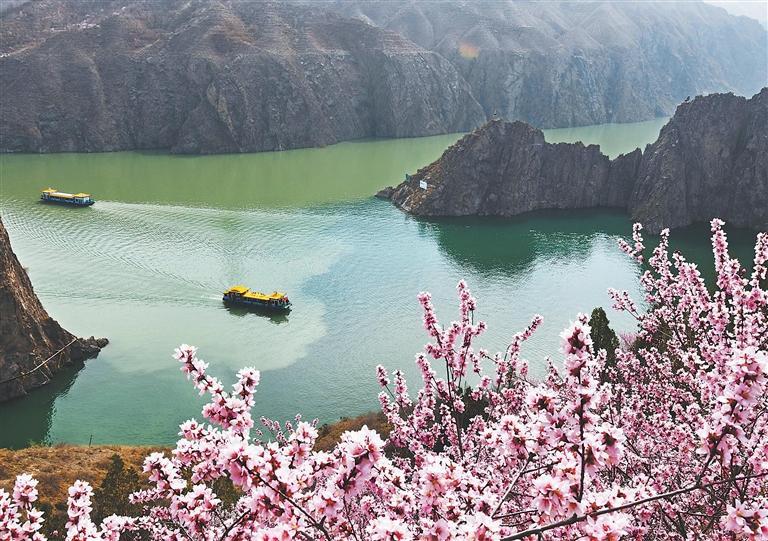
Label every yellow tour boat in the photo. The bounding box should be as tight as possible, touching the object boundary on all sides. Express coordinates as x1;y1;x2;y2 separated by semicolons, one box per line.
223;285;291;312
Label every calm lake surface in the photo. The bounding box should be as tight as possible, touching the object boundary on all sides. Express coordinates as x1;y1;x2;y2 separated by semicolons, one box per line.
0;117;757;448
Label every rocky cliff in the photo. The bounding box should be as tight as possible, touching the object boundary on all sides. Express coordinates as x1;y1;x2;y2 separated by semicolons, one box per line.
1;0;766;154
629;90;768;231
382;120;641;216
0;0;483;154
383;90;768;232
0;218;107;402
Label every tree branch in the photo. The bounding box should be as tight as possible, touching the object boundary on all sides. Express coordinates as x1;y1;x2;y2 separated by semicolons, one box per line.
500;472;767;540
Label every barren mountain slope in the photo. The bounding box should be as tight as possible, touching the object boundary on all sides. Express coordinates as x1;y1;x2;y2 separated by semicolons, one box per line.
0;0;484;153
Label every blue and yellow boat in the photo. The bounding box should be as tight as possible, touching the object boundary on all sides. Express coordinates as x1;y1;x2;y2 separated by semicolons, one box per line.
223;286;291;312
40;188;95;206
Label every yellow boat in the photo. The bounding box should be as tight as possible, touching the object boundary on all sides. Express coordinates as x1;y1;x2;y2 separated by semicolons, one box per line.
40;188;95;206
223;285;291;312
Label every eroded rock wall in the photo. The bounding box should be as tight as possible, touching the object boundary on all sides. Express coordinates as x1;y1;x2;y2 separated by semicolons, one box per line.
630;89;768;231
0;217;106;401
0;0;484;154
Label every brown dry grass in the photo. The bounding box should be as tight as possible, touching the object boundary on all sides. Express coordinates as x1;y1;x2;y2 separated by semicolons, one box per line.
0;412;390;506
315;411;391;451
0;445;165;506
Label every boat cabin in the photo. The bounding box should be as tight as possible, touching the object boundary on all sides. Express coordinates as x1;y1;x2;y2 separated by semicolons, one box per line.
41;188;95;206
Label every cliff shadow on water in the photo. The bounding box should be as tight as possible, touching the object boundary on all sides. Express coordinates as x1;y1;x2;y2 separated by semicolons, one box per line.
0;362;84;448
415;209;761;287
412;209;634;279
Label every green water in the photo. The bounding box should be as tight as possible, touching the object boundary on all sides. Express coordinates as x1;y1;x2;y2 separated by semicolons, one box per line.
0;118;756;449
543;117;668;157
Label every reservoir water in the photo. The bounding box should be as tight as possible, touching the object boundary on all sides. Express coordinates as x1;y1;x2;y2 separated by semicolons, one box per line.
0;117;757;448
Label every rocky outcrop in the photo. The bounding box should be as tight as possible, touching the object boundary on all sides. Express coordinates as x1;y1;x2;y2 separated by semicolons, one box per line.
1;0;766;153
0;0;483;154
0;218;107;402
384;90;768;232
385;120;641;216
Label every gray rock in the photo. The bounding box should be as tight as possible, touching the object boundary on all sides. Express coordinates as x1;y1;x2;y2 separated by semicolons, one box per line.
375;186;395;199
385;90;768;232
386;119;639;216
70;337;110;359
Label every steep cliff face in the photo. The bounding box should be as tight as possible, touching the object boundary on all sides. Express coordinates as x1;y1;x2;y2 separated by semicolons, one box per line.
0;0;483;154
385;120;640;216
332;0;768;128
0;218;107;402
630;89;768;231
384;90;767;232
1;0;766;153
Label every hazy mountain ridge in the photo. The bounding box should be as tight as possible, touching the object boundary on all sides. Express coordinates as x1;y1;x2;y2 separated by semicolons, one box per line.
1;0;765;153
382;89;768;232
329;0;768;128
